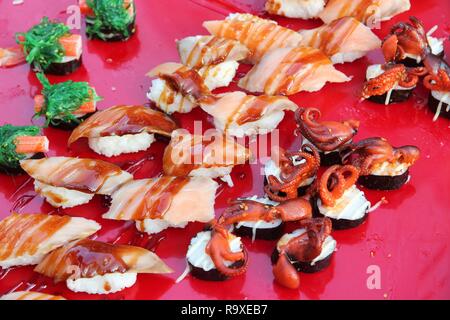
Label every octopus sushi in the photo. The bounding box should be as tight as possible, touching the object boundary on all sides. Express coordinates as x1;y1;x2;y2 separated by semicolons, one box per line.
79;0;136;41
265;0;327;19
16;17;82;75
103;176;218;234
219;196;312;241
319;0;410;27
147;62;235;114
264;145;320;201
0;213;100;268
0;291;66;300
361;64;426;105
238;47;350;95
34;73;101;130
199;91;298;137
20;157;133;208
422;55;450;120
182;222;247;282
341;137;420;190
162;129;251;187
34;239;172;295
299;17;381;64
314;165;371;230
203;13;303;64
0;124;49;175
382;17;445;68
295;107;359;166
272;217;335;289
68;105;178;157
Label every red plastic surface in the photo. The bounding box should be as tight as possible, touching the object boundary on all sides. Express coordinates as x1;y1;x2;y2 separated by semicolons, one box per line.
0;0;449;300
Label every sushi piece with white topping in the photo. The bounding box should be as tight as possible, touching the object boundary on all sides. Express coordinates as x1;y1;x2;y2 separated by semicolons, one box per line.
265;0;326;19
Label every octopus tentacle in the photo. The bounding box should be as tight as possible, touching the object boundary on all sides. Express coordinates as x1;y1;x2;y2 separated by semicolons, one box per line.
319;165;359;207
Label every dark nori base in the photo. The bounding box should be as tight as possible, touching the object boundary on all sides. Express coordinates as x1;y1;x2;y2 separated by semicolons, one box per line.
0;152;45;176
271;248;333;273
188;260;245;281
233;221;284;240
33;56;82;76
101;195;112;208
312;196;369;230
263;176;312;198
86;19;136;42
368;88;413;105
428;91;450;120
48;112;94;131
400;51;445;68
358;169;410;191
319;150;342;166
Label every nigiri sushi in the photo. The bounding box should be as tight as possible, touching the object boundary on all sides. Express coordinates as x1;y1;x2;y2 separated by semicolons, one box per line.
34;239;172;294
423;57;450;120
0;46;26;68
199;91;298;137
34;73;102;130
68;105;178;157
0;124;49;175
79;0;136;41
16;17;82;75
147;62;237;114
299;17;381;64
20;157;133;208
0;291;66;300
177;35;249;69
162;129;251;187
203;13;303;64
319;0;411;27
239;47;350;95
103;176;218;234
265;0;326;19
0;213;100;268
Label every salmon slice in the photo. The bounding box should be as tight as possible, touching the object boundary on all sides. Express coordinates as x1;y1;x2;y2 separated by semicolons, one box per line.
177;35;249;69
103;176;217;224
1;291;66;300
238;46;351;95
59;34;82;58
20;157;133;195
68;105;178;145
199;91;298;137
300;17;381;64
0;47;26;68
15;136;49;154
319;0;411;26
265;0;327;19
0;213;100;268
34;239;172;283
203;13;303;64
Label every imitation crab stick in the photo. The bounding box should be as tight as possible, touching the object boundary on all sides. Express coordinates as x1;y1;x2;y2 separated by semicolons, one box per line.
58;34;82;57
0;47;26;68
34;94;96;115
15;136;49;154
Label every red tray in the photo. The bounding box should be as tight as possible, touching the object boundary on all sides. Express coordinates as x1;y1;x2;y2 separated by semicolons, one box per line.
0;0;449;300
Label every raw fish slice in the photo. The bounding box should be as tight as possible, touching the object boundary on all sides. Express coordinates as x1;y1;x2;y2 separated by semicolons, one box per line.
199;91;298;137
177;35;249;69
34;239;172;283
68;105;178;145
300;17;381;64
163;129;251;179
20;157;132;195
319;0;411;26
102;176;218;225
239;46;350;95
0;213;100;268
265;0;326;19
203;13;303;64
0;291;66;300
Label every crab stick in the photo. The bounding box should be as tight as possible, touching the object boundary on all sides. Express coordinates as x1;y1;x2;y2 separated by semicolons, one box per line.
15;136;49;154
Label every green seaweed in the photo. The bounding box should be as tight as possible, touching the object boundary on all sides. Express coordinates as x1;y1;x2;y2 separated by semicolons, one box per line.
0;125;42;169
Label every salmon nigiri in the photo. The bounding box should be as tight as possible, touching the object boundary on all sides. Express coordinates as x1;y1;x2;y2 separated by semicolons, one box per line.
265;0;327;19
0;291;66;300
203;13;303;64
300;17;381;64
163;129;251;187
68;105;178;157
103;176;218;234
239;46;350;95
20;157;133;208
319;0;411;27
0;213;100;268
199;92;298;137
34;239;172;295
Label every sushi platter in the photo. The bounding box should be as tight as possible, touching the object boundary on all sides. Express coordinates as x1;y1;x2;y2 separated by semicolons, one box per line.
0;0;449;300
